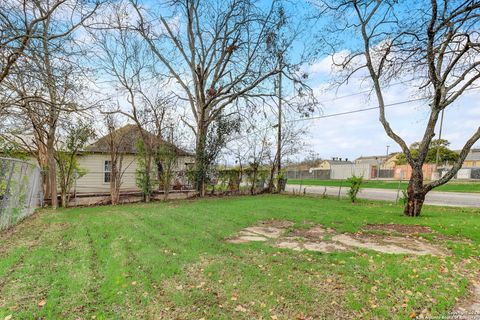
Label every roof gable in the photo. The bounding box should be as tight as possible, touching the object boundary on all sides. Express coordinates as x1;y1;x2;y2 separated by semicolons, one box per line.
87;124;193;157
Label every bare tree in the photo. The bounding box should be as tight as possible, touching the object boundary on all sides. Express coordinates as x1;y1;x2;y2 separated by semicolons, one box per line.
1;0;102;209
103;113;133;205
92;7;178;202
128;0;307;195
318;0;480;216
228;126;272;194
55;119;95;208
0;0;68;85
226;103;308;194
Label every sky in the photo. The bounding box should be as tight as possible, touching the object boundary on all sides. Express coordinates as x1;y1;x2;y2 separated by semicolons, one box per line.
87;0;480;163
279;1;480;162
295;58;480;161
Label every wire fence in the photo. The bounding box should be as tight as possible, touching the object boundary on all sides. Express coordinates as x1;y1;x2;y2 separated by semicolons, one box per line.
0;158;43;230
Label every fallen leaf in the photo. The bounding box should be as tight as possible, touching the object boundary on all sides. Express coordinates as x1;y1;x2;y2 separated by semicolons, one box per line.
297;312;306;319
4;315;12;320
235;305;247;313
38;300;46;308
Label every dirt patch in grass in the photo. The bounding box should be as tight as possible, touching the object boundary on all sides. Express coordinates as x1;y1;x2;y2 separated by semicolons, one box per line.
227;221;449;256
276;238;348;252
289;225;334;239
332;233;447;256
226;221;294;244
362;224;433;235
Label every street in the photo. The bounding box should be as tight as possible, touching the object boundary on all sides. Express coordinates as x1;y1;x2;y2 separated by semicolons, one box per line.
285;184;480;208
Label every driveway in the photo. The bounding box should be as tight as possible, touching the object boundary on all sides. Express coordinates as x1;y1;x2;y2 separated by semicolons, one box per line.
285;184;480;208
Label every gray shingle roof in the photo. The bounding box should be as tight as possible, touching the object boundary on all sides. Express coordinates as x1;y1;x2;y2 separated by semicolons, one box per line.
87;124;193;157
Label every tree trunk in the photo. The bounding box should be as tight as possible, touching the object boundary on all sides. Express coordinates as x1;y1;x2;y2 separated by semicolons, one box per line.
145;154;152;203
110;177;119;205
47;138;58;209
164;184;169;201
36;143;50;202
61;193;68;208
195;123;207;197
250;168;257;195
267;161;277;193
403;166;426;217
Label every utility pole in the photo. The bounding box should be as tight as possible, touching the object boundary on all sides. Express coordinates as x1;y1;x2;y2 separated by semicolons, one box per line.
435;109;445;167
276;55;283;180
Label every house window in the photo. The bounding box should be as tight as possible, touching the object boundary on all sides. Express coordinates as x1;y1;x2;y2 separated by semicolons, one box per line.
104;160;112;183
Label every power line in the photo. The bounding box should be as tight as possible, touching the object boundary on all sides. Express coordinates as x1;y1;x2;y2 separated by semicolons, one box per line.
288;85;480;123
287;97;426;123
232;85;480;138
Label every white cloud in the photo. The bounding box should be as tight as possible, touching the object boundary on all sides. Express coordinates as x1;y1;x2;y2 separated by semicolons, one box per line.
297;55;480;161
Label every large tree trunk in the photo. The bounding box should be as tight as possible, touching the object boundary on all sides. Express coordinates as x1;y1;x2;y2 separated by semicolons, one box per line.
195;122;207;197
47;138;58;209
403;166;426;217
34;139;50;203
267;165;275;193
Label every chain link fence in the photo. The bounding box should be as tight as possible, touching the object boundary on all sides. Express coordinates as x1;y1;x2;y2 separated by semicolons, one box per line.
0;158;43;230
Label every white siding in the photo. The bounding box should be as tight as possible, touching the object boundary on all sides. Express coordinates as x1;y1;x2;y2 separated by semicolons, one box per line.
330;163;372;180
74;153;194;193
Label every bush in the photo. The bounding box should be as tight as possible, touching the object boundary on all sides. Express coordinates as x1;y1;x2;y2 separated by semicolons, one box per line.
346;175;363;203
277;171;287;192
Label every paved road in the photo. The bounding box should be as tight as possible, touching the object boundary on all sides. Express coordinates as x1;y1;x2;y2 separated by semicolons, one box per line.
286;184;480;208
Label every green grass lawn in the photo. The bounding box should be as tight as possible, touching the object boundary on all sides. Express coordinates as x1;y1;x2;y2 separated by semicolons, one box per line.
0;195;479;319
288;179;480;193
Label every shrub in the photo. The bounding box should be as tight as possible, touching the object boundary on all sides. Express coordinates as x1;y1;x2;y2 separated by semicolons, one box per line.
346;175;363;203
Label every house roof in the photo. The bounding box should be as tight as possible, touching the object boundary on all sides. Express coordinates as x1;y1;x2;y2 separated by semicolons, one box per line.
356;155;388;161
356;153;399;163
87;124;193;157
323;159;353;165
